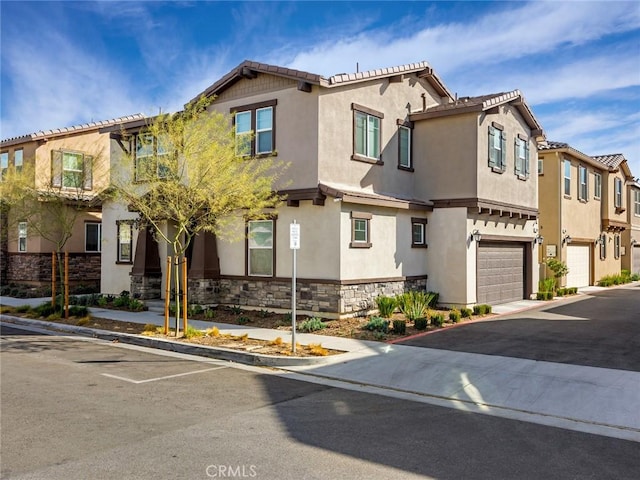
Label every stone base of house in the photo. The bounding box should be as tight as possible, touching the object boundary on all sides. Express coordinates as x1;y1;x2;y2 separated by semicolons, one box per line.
4;252;101;289
130;273;162;300
186;275;428;318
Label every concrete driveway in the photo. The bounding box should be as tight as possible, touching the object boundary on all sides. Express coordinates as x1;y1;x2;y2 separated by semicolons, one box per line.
398;284;640;372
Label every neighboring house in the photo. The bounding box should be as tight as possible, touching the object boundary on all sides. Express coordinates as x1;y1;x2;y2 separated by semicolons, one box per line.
623;179;640;275
0;115;142;289
101;60;545;314
537;143;632;287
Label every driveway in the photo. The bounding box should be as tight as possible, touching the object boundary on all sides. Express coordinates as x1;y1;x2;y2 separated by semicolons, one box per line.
398;285;640;372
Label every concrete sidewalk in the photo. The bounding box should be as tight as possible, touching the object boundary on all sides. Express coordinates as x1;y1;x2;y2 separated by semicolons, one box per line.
2;292;639;442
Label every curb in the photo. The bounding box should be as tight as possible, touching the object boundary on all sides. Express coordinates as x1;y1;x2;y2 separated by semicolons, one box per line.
0;315;344;367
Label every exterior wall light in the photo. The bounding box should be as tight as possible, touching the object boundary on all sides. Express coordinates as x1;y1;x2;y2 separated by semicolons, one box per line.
470;229;482;242
535;235;544;245
562;234;572;246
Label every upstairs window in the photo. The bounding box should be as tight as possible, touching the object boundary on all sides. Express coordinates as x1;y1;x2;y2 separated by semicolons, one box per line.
514;135;530;178
634;190;640;216
488;123;506;171
18;222;27;252
594;173;602;200
398;124;412;170
117;221;133;263
578;165;588;201
564;160;571;196
247;219;274;277
614;234;621;259
135;133;170;182
14;149;23;173
85;222;101;252
599;233;607;260
231;100;276;157
538;157;543;175
0;152;7;180
52;150;93;190
352;103;383;163
614;178;623;208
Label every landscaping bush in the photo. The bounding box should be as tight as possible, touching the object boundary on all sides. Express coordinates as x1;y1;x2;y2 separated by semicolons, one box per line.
364;316;390;333
397;291;435;321
237;316;250;325
204;308;216;320
188;304;204;316
449;309;461;323
128;299;146;312
298;317;326;333
112;296;129;308
375;295;397;318
392;319;406;334
473;304;492;315
556;288;565;297
15;305;31;313
460;308;473;318
431;313;444;327
183;326;204;339
69;305;89;317
34;302;59;318
414;317;428;330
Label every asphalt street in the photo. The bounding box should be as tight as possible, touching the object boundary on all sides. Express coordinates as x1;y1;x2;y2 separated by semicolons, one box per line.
2;323;640;480
399;285;640;371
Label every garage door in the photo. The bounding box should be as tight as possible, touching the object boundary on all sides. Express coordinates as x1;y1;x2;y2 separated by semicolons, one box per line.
477;242;525;304
566;244;590;287
633;245;640;276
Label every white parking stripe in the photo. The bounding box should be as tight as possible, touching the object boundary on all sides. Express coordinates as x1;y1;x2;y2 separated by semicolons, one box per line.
101;366;227;384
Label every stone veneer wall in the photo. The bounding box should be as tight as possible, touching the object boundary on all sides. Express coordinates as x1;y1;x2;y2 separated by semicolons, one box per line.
187;276;428;317
130;274;162;300
5;253;101;287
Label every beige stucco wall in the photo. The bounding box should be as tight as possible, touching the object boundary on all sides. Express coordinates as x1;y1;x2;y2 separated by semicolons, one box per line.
622;185;640;272
602;169;628;226
537;152;562;263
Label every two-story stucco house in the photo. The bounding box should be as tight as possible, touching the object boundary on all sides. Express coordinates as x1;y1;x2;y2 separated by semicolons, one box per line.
537;143;632;287
623;179;640;275
0;115;142;289
100;60;544;315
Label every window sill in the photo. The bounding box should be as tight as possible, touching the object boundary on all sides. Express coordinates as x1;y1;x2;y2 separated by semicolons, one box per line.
615;207;626;214
490;166;505;174
411;244;428;249
516;174;529;181
578;198;588;204
398;165;414;172
116;261;133;265
563;195;572;200
350;242;372;249
256;151;277;158
351;154;383;165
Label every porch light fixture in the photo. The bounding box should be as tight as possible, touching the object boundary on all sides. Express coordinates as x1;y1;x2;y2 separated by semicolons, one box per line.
470;229;482;242
632;239;638;246
535;235;544;245
562;234;572;246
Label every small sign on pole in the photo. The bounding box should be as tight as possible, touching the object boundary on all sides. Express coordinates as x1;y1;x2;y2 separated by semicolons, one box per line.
290;221;300;352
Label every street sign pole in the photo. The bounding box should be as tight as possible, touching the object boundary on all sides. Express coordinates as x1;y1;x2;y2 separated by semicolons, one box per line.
290;220;300;353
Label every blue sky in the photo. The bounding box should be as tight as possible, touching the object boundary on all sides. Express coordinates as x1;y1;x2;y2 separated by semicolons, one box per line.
2;1;639;175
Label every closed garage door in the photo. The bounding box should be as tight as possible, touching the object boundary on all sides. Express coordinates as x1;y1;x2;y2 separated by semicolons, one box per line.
566;244;590;287
477;242;524;304
633;245;640;276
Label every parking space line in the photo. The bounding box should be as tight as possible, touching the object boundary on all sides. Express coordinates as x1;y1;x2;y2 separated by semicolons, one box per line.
101;366;227;384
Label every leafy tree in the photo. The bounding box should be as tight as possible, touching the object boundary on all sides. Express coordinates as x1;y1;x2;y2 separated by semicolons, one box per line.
545;258;569;290
112;95;285;334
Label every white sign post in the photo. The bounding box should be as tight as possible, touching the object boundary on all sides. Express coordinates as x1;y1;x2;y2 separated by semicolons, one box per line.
290;221;300;353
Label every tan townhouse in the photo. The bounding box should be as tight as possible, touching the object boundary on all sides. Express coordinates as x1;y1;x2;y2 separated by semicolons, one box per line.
99;60;544;315
622;179;640;275
537;143;632;287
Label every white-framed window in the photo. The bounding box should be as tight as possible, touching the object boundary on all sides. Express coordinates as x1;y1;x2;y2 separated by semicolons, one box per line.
85;222;102;252
51;150;93;190
594;173;602;200
634;190;640;216
18;222;27;252
14;149;23;173
0;152;8;180
578;165;588;201
614;234;621;259
411;218;427;248
350;211;372;248
135;133;170;181
352;104;383;162
538;157;543;175
488;124;506;171
248;219;274;276
117;221;133;263
614;177;623;208
232;100;276;157
514;136;530;178
398;125;412;169
564;160;571;196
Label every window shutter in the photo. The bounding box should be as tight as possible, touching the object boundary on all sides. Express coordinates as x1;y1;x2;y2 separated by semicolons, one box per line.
83;155;93;190
488;127;496;167
500;131;507;169
51;150;62;187
524;141;530;176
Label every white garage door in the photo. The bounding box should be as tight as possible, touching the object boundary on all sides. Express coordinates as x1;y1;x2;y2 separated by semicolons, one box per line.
633;245;640;276
477;242;525;305
566;244;590;287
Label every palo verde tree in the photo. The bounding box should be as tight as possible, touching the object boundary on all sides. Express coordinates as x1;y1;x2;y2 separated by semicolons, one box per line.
112;95;285;334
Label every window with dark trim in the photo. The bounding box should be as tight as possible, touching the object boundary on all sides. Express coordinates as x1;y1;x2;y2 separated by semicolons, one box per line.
352;103;383;164
134;133;171;182
578;165;588;201
85;222;101;252
538;157;543;175
564;160;571;196
18;221;27;252
599;233;607;260
488;122;506;172
51;150;93;190
117;221;133;263
14;149;23;173
514;135;530;178
397;120;413;170
594;173;602;200
614;177;623;208
350;211;372;248
247;219;275;276
411;217;427;248
614;234;621;259
231;99;277;157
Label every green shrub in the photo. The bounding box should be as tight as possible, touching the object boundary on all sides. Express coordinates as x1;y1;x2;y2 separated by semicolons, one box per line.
15;305;31;313
204;308;216;320
97;296;108;307
188;304;204;316
631;273;640;281
237;316;250;325
230;305;243;315
538;277;556;294
375;296;397;318
128;299;146;312
392;319;406;334
570;287;578;294
364;316;390;333
69;305;89;317
536;292;545;300
34;302;59;318
473;304;492;315
449;309;461;323
298;317;326;333
431;313;444;327
112;296;129;308
461;308;473;318
258;309;273;318
397;291;435;321
414;317;428;330
545;292;554;300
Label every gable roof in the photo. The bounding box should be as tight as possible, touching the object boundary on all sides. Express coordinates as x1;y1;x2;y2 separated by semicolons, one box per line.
188;60;453;105
409;90;544;137
539;143;633;177
592;153;626;169
1;114;145;148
